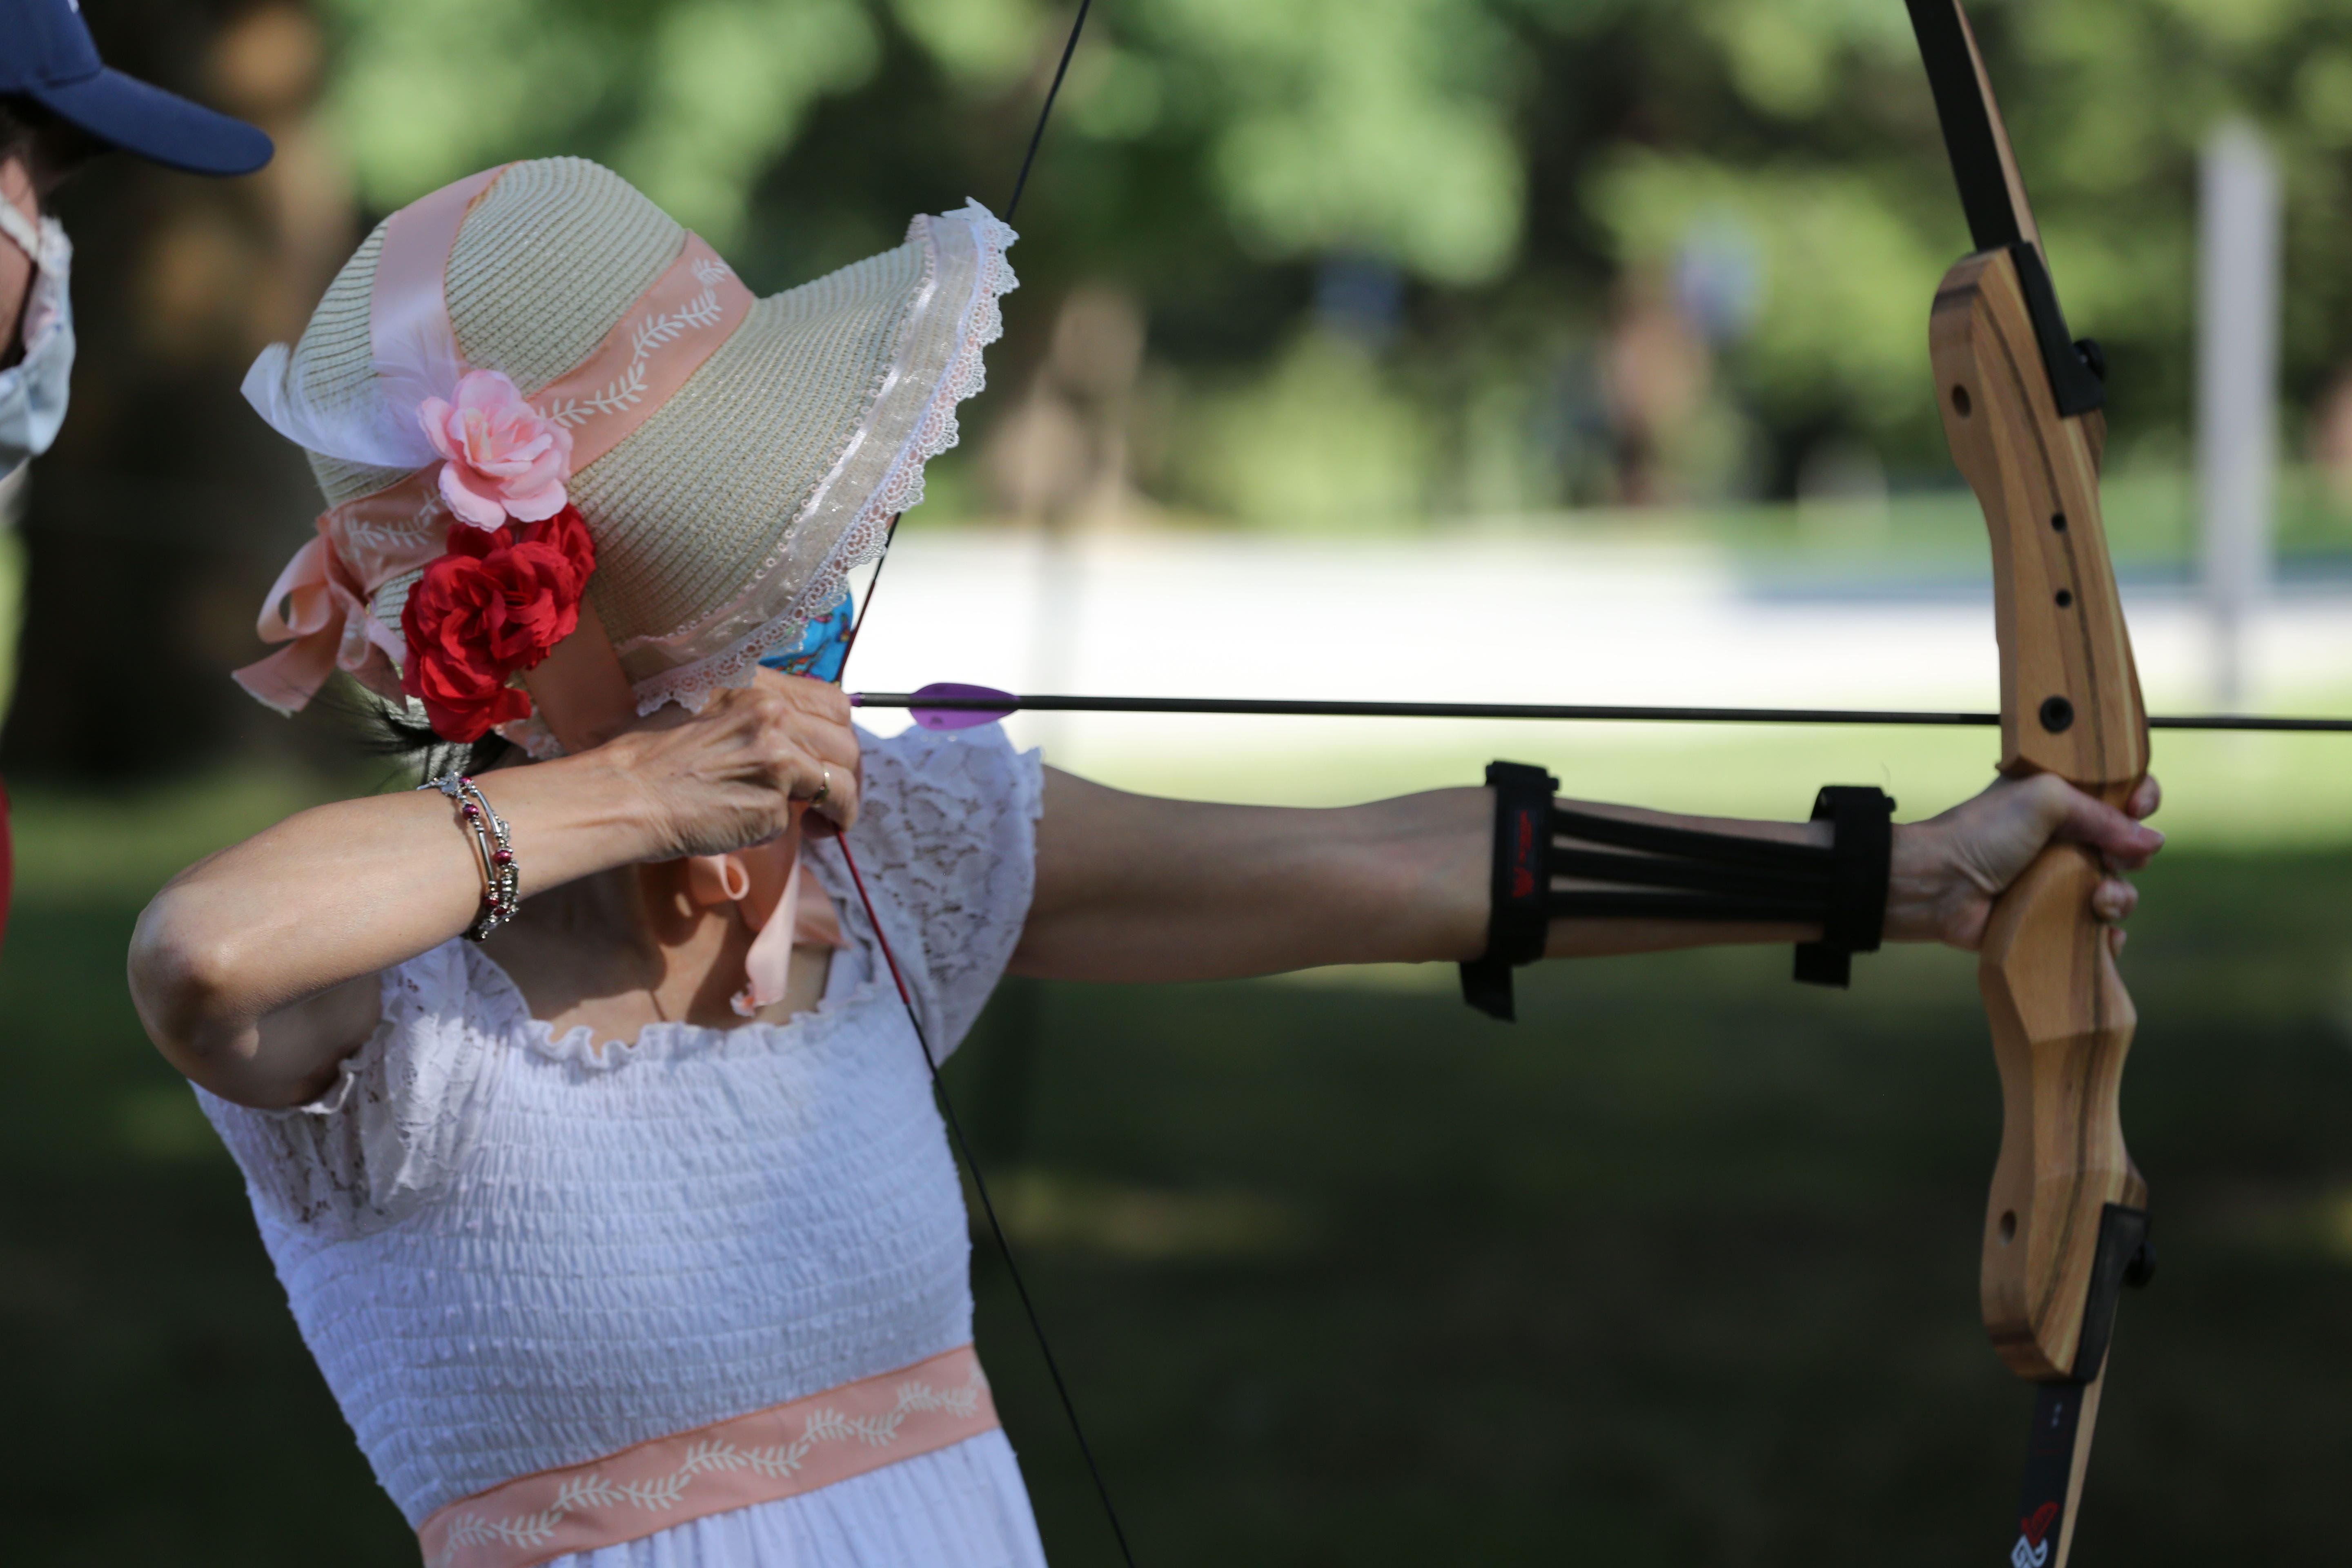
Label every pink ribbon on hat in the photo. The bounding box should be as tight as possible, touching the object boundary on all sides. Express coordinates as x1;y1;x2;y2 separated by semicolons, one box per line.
233;167;507;710
232;526;403;715
234;470;450;710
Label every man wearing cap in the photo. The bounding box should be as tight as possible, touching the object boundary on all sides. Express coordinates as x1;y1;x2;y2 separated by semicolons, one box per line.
0;0;274;934
2;0;272;471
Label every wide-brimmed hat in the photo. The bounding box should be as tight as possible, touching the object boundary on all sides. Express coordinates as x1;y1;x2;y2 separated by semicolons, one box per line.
237;157;1015;742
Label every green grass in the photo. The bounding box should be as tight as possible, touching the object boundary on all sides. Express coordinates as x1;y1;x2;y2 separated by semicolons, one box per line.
1046;722;2352;853
956;869;2352;1566
6;784;2352;1564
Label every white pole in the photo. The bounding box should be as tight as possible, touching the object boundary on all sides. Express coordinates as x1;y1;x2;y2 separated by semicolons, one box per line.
2197;120;2281;708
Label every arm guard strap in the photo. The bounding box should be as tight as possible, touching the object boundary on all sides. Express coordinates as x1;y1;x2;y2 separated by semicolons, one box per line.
1460;764;1895;1021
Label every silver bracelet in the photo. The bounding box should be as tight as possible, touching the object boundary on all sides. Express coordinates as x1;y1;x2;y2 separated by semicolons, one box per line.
418;772;519;941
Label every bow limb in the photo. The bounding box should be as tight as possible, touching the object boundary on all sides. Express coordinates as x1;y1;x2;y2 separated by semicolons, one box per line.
1908;4;2154;1563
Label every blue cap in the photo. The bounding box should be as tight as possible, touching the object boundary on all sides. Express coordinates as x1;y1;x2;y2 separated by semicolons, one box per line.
1;0;271;176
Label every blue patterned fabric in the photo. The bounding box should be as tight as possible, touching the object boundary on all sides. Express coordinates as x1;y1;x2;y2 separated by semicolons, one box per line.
758;595;854;684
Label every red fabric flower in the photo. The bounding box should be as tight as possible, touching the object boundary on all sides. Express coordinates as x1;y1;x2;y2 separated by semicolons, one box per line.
400;504;597;741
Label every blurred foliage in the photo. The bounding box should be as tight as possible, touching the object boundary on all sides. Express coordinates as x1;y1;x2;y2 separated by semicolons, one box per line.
1176;333;1437;528
319;0;1522;278
308;0;2352;518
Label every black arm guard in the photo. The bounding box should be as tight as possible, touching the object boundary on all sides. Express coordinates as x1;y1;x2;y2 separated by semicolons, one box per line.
1460;766;1894;1021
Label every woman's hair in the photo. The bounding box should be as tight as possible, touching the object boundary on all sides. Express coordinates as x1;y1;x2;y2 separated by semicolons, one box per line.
341;684;516;782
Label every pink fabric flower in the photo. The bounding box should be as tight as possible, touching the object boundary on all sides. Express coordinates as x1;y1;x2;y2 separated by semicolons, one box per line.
417;369;575;529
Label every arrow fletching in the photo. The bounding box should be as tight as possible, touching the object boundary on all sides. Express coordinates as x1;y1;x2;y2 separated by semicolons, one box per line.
885;682;1020;731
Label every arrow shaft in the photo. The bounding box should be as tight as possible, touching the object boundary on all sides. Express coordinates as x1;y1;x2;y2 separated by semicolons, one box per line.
851;691;2352;733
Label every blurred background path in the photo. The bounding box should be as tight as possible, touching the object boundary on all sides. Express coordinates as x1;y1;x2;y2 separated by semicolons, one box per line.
855;523;2352;843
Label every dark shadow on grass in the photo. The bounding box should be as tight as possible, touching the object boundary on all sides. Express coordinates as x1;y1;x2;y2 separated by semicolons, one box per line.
7;849;2350;1564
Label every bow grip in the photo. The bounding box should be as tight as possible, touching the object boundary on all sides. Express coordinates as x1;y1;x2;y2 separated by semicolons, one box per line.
1930;246;2151;1380
1974;845;2143;1378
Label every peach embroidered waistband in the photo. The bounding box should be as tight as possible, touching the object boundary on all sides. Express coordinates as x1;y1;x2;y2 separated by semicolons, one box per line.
417;1345;996;1568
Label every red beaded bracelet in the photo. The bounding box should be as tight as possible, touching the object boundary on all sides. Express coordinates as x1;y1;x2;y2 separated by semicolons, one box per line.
418;771;519;940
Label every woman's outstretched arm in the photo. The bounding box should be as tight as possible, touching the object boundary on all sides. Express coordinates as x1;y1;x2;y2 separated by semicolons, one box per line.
1012;768;2163;983
129;677;858;1108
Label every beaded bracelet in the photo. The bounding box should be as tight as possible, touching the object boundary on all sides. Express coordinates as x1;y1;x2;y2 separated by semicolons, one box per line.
417;772;520;941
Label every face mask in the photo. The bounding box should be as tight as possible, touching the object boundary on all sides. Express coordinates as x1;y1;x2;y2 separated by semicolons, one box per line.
758;593;854;683
0;198;74;476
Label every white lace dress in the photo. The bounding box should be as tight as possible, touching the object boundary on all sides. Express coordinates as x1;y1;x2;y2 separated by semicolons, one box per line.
197;724;1049;1567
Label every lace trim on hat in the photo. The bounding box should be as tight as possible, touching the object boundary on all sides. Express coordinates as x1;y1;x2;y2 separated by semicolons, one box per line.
626;201;1018;714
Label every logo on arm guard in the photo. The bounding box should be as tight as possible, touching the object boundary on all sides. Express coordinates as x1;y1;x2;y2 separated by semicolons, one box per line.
1509;808;1540;900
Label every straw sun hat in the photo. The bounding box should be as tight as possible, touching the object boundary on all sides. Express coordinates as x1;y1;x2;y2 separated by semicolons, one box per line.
236;157;1016;749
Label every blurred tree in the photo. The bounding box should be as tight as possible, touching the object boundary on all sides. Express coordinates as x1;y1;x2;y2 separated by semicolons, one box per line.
247;0;2352;519
318;0;1522;282
1;1;352;784
316;0;2352;513
1530;0;2352;495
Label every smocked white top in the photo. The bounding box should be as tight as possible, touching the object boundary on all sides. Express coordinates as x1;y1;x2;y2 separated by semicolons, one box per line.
198;724;1049;1567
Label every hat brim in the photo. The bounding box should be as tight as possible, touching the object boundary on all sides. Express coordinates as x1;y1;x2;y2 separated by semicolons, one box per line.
30;68;272;176
588;202;1019;715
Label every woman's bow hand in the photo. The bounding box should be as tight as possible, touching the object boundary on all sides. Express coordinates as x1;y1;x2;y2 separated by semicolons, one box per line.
1891;772;2163;952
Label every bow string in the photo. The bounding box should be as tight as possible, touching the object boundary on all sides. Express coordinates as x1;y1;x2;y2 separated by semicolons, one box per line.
819;7;1141;1566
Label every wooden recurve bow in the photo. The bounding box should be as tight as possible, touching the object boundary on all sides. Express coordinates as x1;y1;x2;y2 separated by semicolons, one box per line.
1901;4;2159;1564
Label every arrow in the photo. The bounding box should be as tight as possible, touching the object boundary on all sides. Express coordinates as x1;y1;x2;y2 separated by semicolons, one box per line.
854;683;2352;733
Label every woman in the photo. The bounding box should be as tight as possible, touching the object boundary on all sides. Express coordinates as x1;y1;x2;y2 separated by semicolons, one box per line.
129;159;2160;1568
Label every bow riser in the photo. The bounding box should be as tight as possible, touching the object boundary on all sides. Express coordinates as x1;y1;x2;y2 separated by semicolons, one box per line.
1975;844;2140;1379
1931;249;2147;791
